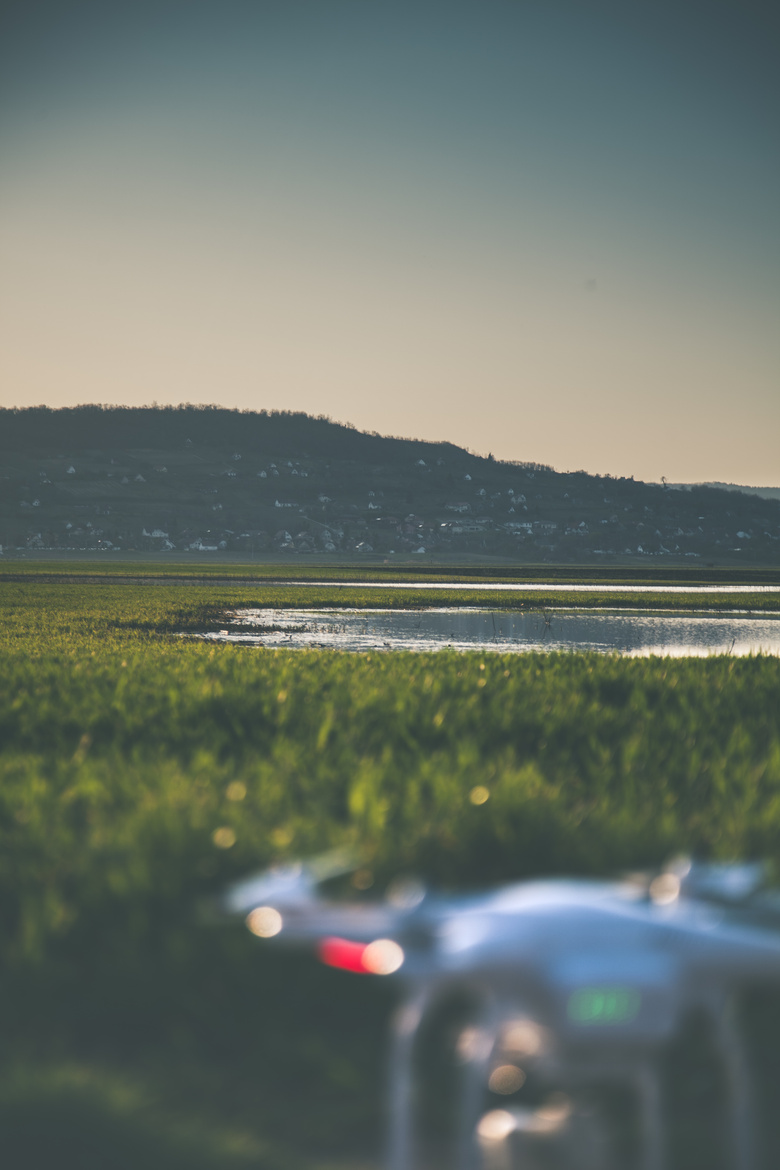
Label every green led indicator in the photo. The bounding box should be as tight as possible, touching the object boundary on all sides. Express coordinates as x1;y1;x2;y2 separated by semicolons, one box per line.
567;986;641;1025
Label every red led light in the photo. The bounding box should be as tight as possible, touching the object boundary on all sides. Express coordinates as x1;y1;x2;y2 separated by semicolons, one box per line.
317;936;405;975
318;936;370;974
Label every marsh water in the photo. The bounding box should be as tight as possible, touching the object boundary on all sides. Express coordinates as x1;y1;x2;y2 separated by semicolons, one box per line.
205;607;780;656
278;582;780;594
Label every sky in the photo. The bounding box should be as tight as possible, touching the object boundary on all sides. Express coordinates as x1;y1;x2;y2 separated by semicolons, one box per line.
1;0;778;485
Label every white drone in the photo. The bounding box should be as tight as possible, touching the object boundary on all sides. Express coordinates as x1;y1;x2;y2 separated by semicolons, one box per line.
223;852;780;1170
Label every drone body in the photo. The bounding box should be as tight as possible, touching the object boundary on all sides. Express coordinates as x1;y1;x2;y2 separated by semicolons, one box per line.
223;857;780;1170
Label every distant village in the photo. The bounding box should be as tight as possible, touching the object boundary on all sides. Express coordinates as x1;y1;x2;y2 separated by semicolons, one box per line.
1;406;779;564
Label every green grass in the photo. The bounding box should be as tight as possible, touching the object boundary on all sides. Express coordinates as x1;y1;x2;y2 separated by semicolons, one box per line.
2;575;779;642
1;575;779;1166
2;557;779;586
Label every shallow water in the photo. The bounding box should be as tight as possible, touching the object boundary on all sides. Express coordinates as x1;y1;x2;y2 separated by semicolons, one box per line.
204;608;780;656
278;581;780;594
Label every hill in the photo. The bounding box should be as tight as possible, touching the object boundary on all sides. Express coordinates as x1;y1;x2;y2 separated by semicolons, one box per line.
681;482;780;504
1;405;779;564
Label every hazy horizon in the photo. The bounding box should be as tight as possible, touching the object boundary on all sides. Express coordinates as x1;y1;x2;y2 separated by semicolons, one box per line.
2;1;778;486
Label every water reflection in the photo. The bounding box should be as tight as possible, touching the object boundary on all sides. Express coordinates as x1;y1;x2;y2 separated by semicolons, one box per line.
280;581;780;593
204;608;780;656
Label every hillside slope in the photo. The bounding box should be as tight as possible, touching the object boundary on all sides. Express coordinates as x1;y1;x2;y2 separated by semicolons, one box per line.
1;406;779;564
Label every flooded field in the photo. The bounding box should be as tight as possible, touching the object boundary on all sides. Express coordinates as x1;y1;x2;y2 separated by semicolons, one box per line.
206;607;780;656
278;581;780;593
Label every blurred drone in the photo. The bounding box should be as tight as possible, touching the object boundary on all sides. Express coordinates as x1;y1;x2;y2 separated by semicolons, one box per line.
222;852;780;1170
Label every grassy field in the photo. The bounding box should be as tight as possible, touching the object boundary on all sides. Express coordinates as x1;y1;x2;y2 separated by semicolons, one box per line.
2;572;780;641
1;570;779;1167
2;556;780;586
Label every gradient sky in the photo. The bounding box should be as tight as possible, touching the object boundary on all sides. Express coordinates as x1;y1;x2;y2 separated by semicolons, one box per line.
1;0;778;484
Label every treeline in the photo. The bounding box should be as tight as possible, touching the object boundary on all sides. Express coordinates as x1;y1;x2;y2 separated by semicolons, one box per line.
0;404;469;464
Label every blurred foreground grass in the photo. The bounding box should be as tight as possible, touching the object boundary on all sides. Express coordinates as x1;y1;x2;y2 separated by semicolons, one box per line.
1;577;779;1167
